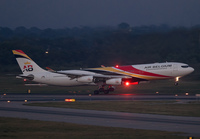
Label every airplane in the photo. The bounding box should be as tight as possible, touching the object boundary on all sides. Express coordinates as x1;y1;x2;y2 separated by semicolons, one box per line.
12;50;194;94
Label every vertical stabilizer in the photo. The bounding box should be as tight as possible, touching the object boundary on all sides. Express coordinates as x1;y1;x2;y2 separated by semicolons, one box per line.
12;50;46;74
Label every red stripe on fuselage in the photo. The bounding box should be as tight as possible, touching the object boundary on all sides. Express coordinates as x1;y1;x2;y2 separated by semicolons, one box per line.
116;65;170;78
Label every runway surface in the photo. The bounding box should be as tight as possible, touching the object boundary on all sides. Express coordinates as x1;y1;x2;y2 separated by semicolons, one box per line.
0;94;200;137
0;93;199;102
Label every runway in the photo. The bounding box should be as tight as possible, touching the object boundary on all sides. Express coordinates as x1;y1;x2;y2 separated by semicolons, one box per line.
0;93;198;102
0;94;200;137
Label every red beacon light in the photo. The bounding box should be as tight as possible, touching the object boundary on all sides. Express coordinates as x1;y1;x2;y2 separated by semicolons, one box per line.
115;65;119;68
131;82;139;85
125;82;130;86
124;81;139;86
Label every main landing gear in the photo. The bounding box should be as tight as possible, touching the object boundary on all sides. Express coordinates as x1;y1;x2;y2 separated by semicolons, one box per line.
94;85;115;95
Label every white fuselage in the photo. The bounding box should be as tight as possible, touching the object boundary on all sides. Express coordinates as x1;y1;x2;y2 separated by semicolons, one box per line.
31;62;194;86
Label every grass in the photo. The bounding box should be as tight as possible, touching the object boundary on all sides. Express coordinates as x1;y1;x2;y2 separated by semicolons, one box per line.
27;100;200;117
1;75;200;95
0;117;193;139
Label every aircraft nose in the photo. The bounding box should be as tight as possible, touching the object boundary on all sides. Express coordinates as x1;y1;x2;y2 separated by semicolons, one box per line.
186;67;194;74
180;66;194;76
190;67;194;73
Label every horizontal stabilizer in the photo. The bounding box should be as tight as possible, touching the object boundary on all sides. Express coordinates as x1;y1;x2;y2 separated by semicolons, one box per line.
16;74;34;80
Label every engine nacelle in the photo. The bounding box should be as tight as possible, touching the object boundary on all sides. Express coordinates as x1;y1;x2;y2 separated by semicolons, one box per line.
106;78;122;85
77;76;93;83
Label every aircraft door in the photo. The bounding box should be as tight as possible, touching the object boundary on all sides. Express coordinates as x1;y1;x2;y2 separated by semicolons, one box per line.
173;64;178;71
172;64;179;76
41;72;50;82
45;72;50;81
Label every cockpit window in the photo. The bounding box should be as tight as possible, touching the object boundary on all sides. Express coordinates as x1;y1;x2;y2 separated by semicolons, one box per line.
181;65;189;68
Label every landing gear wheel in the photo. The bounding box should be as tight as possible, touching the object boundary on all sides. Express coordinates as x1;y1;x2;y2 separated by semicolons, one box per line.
174;82;178;86
94;90;99;95
99;88;104;92
104;90;109;94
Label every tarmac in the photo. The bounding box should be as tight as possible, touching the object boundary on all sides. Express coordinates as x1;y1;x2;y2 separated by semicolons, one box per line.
0;94;200;137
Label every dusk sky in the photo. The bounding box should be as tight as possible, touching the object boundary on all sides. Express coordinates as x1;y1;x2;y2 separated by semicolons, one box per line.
1;0;200;29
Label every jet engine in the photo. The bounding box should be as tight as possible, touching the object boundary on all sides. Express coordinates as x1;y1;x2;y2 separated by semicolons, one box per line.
106;78;122;85
77;76;93;83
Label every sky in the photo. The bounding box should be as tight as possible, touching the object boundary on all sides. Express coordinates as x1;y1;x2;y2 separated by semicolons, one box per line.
1;0;200;29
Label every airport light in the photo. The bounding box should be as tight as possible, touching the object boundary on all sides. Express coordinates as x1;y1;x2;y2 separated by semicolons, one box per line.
65;99;75;102
185;92;189;96
27;89;31;94
7;100;10;103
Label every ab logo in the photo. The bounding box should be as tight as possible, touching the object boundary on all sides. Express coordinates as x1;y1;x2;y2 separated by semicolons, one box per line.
23;61;33;72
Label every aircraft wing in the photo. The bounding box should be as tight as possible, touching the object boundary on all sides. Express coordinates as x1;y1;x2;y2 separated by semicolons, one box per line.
57;70;130;79
51;67;147;83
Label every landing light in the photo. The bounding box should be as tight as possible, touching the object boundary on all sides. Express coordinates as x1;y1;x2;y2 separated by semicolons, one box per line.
176;77;179;82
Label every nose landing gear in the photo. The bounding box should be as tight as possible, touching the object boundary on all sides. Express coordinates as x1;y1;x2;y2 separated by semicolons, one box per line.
174;77;179;86
174;82;178;86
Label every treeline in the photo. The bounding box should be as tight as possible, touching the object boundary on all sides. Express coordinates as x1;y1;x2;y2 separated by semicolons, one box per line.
1;23;200;73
